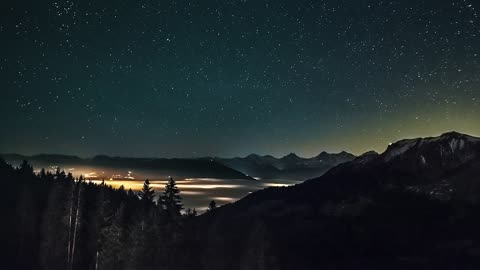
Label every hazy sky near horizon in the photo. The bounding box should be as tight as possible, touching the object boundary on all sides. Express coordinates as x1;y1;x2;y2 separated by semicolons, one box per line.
1;0;479;158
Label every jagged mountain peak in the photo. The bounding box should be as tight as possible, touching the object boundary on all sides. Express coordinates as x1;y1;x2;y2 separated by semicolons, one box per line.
218;151;356;180
315;151;355;159
281;153;302;160
316;151;333;158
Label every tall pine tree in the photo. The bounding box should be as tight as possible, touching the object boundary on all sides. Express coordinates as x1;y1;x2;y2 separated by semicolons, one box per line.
138;179;155;203
137;179;155;232
159;177;183;217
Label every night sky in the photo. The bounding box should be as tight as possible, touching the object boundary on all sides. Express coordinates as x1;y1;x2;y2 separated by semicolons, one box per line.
1;0;479;158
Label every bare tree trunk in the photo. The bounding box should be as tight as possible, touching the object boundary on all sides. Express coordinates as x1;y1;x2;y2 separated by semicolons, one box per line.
95;250;99;270
67;181;75;269
69;184;82;270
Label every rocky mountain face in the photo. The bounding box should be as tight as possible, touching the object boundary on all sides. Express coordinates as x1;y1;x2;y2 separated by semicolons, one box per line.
316;131;480;200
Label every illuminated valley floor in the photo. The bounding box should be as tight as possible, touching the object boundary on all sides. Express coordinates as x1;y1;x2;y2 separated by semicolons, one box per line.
90;178;300;212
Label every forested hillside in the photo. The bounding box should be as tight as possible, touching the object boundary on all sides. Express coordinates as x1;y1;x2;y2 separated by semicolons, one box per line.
0;159;199;270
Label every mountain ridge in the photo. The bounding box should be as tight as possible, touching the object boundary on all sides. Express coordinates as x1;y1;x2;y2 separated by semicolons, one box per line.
0;151;357;181
0;153;255;180
216;151;356;180
208;131;480;217
194;131;480;269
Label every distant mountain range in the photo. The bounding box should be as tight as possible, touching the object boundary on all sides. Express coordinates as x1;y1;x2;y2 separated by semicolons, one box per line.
216;151;356;180
1;150;356;181
212;131;480;211
197;132;480;269
0;154;254;180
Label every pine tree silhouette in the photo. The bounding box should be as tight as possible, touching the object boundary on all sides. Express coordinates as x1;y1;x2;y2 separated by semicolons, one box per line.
207;200;217;211
184;208;197;218
138;179;155;203
160;177;183;217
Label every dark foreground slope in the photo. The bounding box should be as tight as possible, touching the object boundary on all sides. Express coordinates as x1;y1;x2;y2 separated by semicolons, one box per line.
195;132;480;270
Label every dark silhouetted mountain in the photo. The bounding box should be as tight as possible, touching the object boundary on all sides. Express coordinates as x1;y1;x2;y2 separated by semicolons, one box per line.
317;131;480;196
315;150;357;164
216;151;356;180
211;132;480;216
196;132;480;269
0;154;254;180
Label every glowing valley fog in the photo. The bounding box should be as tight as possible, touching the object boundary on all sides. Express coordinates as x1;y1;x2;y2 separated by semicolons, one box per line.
89;178;299;212
31;166;299;212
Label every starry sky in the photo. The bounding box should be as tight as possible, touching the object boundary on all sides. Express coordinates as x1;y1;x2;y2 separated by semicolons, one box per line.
1;0;479;158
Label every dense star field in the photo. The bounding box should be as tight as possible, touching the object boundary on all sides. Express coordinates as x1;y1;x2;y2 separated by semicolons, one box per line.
1;0;479;157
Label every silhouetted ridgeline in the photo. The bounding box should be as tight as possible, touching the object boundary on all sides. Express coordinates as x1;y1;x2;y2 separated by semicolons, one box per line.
0;152;356;181
2;132;480;270
216;151;356;180
196;132;480;269
0;154;254;180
